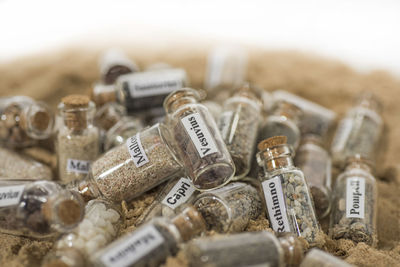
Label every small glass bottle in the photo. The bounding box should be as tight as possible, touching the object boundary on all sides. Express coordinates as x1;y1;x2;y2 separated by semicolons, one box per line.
331;91;383;167
257;136;321;246
295;135;332;219
136;177;198;225
0;180;84;239
0;147;52;180
115;67;188;113
104;115;144;151
202;100;222;121
99;48;138;85
164;88;235;190
182;231;304;267
330;156;377;246
300;248;353;267
71;123;182;203
91;206;206;267
56;95;100;183
43;199;122;267
94;102;126;133
218;85;262;179
204;45;247;102
0;96;55;148
259;100;302;150
194;181;262;233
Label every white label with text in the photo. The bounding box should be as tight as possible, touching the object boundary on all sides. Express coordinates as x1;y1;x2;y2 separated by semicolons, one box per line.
0;185;25;207
128;69;185;98
346;177;365;219
67;159;91;174
126;133;149;168
181;113;218;158
100;225;164;267
262;176;290;233
161;178;196;210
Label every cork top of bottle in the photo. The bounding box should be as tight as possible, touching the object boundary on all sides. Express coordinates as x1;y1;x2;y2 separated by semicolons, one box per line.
61;95;90;109
345;154;375;172
56;199;83;225
278;233;306;266
258;136;287;151
31;111;51;131
172;206;206;242
163;88;206;113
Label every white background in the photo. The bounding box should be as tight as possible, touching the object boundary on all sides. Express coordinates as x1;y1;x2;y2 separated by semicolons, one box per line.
1;0;399;75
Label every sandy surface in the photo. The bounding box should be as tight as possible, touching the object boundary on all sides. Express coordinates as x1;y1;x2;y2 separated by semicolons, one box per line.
0;45;399;266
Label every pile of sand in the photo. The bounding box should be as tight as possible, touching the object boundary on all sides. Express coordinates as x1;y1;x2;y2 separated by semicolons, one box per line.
0;45;399;267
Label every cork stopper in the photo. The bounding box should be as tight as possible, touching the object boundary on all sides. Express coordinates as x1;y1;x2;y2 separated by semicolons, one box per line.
60;95;91;131
56;199;82;225
258;136;287;151
164;88;206;114
172;206;206;242
345;154;374;173
61;95;90;109
32;111;50;131
278;233;305;266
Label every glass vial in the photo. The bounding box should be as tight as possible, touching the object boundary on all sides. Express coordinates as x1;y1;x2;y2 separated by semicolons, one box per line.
104;115;144;151
56;95;100;183
0;147;52;180
218;85;262;179
0;96;55;148
136;177;198;225
194;181;262;233
99;48;138;85
257;136;321;246
300;248;353;267
330;156;377;246
0;180;84;239
75;123;182;203
259;100;302;150
43;199;122;267
91;206;206;267
202;100;222;122
331;91;383;167
182;231;304;267
295;135;332;219
164;88;235;190
94;102;126;133
115;67;188;113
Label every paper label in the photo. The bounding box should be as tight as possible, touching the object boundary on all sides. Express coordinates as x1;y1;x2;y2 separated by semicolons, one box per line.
126;133;149;168
346;177;365;219
181;113;218;158
262;176;290;233
331;118;353;152
126;69;185;98
100;225;164;267
161;177;196;210
66;159;91;174
218;111;234;140
0;185;25;207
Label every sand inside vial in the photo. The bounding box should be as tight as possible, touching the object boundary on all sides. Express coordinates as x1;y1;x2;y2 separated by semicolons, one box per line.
0;46;399;267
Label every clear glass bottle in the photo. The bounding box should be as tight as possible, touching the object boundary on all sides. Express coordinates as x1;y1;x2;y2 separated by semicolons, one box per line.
0;180;84;239
0;147;52;180
164;88;235;190
99;48;138;85
116;67;188;113
331;91;383;167
104;115;144;151
204;45;247;102
257;136;321;246
56;95;100;183
0;96;55;148
202;100;222;122
43;199;122;267
91;83;118;108
194;181;262;233
182;231;304;267
299;248;353;267
94;102;126;133
218;85;262;179
259;100;302;150
71;123;182;203
330;156;377;246
91;206;206;267
295;135;332;219
136;177;198;225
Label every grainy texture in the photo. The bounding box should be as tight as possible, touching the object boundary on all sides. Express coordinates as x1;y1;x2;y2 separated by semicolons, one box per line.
0;46;399;266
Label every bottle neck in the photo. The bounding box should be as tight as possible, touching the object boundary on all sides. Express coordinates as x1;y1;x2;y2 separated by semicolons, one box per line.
257;144;295;173
170;206;206;242
59;102;95;133
273;102;301;125
278;234;305;266
68;176;102;203
163;88;204;115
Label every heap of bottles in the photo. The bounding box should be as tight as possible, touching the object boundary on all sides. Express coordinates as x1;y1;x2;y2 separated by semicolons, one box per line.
0;47;384;267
